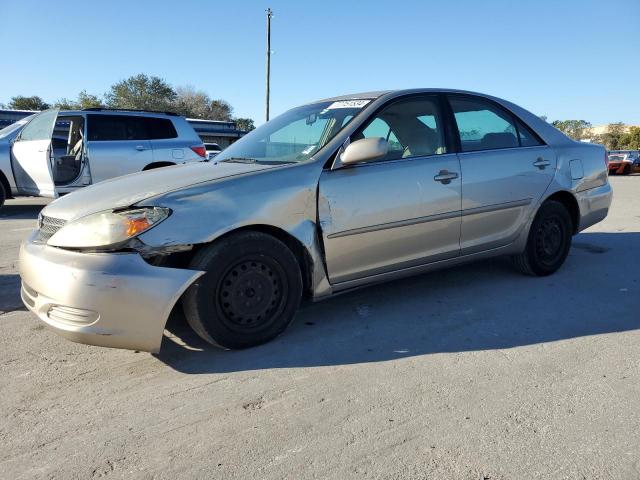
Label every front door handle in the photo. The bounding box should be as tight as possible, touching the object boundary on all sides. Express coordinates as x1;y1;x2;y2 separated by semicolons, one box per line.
135;145;147;151
434;170;459;184
533;158;550;169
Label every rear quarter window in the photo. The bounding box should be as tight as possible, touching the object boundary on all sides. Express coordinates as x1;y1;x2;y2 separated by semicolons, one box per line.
146;117;178;139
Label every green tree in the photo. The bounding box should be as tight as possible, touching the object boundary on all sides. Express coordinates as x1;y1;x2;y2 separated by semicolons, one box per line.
620;126;640;150
105;74;176;111
208;99;233;121
234;117;255;131
173;86;213;119
8;95;50;110
551;120;592;140
53;97;79;110
54;90;103;110
77;90;103;109
597;122;626;150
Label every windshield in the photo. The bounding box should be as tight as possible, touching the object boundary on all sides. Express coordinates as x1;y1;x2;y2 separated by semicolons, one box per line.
0;115;35;140
215;99;372;164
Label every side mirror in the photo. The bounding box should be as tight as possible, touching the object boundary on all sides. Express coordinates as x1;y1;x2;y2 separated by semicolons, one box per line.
340;137;388;166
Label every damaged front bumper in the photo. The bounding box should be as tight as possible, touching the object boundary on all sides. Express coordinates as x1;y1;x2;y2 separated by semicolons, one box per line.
19;231;203;353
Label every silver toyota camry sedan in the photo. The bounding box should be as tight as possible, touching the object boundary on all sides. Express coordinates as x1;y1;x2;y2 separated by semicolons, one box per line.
19;89;612;352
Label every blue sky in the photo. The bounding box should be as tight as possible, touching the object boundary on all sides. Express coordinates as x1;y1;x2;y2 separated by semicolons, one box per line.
1;0;638;125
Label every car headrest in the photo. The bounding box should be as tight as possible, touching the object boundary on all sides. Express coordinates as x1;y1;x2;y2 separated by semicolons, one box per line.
481;132;518;149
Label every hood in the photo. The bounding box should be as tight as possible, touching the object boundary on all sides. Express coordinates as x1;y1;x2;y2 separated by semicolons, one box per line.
43;161;278;221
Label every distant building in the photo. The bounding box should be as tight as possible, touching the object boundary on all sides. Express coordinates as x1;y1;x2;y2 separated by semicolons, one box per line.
580;123;639;143
185;118;247;148
0;109;38;128
0;109;248;147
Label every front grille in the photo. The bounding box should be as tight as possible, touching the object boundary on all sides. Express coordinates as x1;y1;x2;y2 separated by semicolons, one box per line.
35;215;67;243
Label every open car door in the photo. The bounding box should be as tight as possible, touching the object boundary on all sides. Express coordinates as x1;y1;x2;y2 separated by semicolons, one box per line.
11;108;59;198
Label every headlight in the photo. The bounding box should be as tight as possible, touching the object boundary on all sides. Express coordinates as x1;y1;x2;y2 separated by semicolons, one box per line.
47;207;170;249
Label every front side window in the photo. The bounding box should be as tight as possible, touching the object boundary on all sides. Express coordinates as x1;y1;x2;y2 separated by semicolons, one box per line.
18;109;58;142
354;96;446;161
450;97;519;152
214;99;372;164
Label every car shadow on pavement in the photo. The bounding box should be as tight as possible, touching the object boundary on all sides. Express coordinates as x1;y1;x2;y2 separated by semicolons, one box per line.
0;202;45;220
156;231;640;374
0;274;25;314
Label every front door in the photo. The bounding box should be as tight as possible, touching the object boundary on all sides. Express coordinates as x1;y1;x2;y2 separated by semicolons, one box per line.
447;95;557;253
319;95;462;284
11;109;59;197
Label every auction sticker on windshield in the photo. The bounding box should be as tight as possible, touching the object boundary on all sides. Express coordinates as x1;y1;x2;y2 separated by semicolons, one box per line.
324;99;372;110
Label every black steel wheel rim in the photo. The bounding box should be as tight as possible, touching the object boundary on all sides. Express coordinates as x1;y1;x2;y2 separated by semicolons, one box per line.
215;256;287;333
535;215;565;265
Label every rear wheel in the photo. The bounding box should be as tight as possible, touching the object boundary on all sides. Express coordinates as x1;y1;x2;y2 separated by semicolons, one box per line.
143;162;175;171
623;164;631;175
512;200;573;276
183;231;303;349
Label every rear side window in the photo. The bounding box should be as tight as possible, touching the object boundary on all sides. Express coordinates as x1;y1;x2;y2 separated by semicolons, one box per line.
87;115;177;141
87;115;147;141
147;117;177;139
449;97;519;152
516;119;543;147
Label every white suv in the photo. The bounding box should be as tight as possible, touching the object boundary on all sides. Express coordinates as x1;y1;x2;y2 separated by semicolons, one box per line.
0;108;206;207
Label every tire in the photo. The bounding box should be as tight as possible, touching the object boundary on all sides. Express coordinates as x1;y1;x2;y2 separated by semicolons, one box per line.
183;231;303;349
623;164;631;175
0;181;5;208
512;200;573;276
143;162;175;171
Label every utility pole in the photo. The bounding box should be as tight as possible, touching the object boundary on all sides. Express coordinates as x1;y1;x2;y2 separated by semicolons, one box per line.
265;7;273;122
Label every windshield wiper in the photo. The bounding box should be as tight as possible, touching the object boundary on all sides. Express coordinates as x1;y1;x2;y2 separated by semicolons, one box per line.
218;157;297;165
218;157;260;164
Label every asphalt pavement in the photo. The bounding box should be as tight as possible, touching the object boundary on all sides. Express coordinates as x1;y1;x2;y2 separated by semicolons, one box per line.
0;177;638;479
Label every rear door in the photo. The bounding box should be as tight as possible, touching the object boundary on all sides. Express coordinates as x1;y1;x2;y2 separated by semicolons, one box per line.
85;114;152;183
447;95;557;254
11;109;59;197
146;117;186;163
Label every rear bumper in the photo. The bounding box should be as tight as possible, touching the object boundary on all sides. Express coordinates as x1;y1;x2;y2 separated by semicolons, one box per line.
576;182;613;232
19;232;203;352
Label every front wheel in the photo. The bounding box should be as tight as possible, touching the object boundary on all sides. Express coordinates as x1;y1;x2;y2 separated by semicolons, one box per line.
512;200;573;276
183;231;303;349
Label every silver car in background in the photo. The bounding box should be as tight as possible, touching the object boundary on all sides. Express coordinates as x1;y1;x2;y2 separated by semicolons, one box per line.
19;89;612;352
0;108;206;207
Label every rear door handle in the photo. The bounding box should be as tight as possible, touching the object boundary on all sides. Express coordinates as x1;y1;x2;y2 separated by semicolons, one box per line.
533;158;550;169
135;145;147;151
434;170;459;184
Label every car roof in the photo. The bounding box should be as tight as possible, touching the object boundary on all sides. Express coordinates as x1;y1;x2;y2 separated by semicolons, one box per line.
311;88;508;104
57;109;177;118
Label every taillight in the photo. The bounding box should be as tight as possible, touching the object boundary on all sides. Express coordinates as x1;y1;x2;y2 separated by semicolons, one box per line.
190;145;207;158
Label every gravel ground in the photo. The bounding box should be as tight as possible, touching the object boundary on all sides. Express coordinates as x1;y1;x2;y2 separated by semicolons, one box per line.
0;176;638;480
